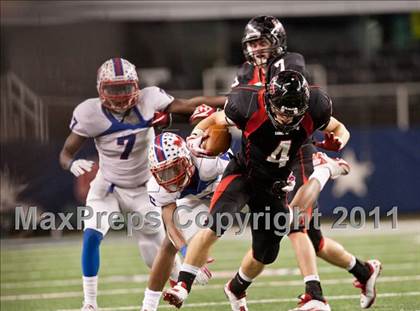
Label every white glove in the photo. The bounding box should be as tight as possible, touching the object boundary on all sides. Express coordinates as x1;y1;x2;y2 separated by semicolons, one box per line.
312;152;350;180
186;132;210;158
69;159;94;177
282;173;296;193
194;259;214;285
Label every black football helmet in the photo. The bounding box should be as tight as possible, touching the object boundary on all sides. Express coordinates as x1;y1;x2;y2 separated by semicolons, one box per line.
242;15;287;65
265;70;310;133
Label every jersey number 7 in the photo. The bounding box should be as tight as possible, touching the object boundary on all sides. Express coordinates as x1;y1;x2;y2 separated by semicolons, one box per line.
117;134;136;160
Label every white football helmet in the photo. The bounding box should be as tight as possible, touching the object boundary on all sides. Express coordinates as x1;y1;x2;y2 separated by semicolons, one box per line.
96;58;140;113
149;133;195;193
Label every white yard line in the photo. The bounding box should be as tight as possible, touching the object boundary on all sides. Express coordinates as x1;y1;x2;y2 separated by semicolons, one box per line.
2;275;419;301
2;262;419;289
55;291;420;311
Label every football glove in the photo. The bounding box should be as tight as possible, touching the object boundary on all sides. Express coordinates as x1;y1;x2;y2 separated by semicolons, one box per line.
190;104;216;125
282;173;296;192
151;111;172;129
186;130;210;158
315;132;343;151
195;258;214;286
70;159;94;177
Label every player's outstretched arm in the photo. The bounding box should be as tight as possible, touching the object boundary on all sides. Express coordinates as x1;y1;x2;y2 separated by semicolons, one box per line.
167;96;225;114
59;132;93;177
316;117;350;151
291;152;350;213
289;179;322;213
161;202;188;251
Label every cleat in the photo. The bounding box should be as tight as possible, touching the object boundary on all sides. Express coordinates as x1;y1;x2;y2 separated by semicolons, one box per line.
224;281;248;311
169;278;177;288
81;304;97;311
354;259;382;308
163;282;189;309
289;293;331;311
312;152;350;179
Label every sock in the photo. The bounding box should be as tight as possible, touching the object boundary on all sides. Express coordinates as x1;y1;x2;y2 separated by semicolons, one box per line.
304;275;324;302
229;268;253;297
349;258;371;284
83;276;98;307
303;274;320;283
346;255;357;270
141;288;162;311
82;229;103;276
178;264;199;292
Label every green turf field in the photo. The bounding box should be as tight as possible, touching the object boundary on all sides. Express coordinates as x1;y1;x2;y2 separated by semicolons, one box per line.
1;228;420;311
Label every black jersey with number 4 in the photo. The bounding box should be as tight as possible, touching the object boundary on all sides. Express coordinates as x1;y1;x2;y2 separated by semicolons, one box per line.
225;86;331;183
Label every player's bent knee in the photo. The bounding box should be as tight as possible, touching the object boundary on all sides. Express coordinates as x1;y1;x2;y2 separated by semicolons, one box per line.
83;228;103;247
252;244;280;264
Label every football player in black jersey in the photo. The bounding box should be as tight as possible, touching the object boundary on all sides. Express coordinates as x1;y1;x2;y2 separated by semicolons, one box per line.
178;16;381;310
163;71;350;311
232;15;307;87
232;16;382;310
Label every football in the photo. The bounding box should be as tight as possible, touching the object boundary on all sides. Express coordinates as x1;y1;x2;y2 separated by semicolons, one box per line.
201;124;232;156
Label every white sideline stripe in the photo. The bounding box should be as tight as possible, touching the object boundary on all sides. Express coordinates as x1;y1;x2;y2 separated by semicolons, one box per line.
55;291;420;311
2;275;420;301
2;262;418;289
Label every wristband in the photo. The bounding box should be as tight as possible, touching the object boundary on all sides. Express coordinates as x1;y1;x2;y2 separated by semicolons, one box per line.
179;245;188;257
309;167;330;191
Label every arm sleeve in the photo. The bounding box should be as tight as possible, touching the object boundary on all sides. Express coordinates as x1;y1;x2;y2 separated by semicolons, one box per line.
194;154;230;181
284;53;306;74
143;86;175;112
311;88;333;131
231;62;254;87
69;104;92;137
224;88;257;130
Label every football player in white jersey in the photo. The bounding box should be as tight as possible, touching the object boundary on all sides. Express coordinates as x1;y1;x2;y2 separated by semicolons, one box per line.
140;132;229;311
59;58;224;311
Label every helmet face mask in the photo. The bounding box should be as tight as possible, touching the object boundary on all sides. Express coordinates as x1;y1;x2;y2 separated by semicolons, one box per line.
265;70;310;133
151;157;195;193
149;133;195;193
243;37;278;66
97;58;140;113
242;15;287;66
99;80;139;113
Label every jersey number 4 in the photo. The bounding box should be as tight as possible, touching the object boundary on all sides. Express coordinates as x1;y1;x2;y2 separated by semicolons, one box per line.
266;140;291;167
117;134;136;160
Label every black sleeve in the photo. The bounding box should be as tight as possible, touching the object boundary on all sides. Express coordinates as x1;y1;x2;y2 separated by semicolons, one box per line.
232;62;255;86
308;87;332;131
224;87;259;130
284;52;306;74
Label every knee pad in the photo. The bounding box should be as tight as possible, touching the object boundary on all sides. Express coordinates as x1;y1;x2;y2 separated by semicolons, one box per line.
82;228;103;277
252;243;280;265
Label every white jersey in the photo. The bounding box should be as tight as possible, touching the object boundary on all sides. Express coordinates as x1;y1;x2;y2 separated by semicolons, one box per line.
70;86;174;188
147;153;230;208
